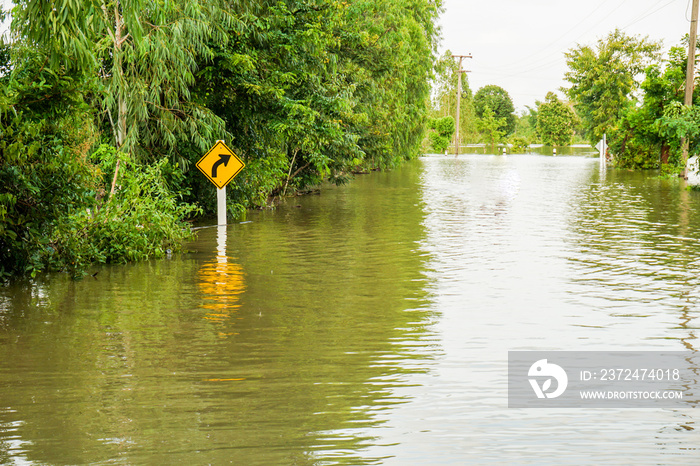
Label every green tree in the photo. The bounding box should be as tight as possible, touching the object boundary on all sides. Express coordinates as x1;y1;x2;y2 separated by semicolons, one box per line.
0;46;198;278
1;0;228;277
1;0;444;278
473;85;516;136
657;102;700;158
13;0;229;192
607;42;700;169
427;116;455;153
514;105;539;142
0;48;99;278
476;106;506;145
194;0;442;205
536;92;576;146
509;136;530;153
336;0;442;167
563;29;661;145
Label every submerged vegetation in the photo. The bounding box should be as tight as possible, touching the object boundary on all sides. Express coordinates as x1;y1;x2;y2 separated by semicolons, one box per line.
0;0;442;279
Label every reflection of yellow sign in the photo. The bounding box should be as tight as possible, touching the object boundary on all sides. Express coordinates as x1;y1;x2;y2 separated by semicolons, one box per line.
196;141;245;189
198;257;246;324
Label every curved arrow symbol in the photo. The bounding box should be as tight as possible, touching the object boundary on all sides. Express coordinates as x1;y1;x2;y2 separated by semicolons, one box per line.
211;153;232;178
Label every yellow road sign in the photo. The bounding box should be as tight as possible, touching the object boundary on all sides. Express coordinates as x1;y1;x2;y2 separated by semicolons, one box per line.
196;141;245;189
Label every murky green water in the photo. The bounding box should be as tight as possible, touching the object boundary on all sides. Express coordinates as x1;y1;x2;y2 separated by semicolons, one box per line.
2;154;700;464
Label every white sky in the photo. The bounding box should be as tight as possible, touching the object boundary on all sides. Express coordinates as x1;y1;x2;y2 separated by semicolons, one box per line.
439;0;694;111
0;1;11;40
1;0;693;113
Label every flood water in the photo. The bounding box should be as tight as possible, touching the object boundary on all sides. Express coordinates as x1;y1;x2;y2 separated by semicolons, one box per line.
2;153;700;464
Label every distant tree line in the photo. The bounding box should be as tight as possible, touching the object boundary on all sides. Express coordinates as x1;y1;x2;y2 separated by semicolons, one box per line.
564;29;700;170
429;31;700;171
427;50;581;152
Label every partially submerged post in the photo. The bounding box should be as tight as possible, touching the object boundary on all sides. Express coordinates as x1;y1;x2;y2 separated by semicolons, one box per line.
196;140;245;226
217;185;226;226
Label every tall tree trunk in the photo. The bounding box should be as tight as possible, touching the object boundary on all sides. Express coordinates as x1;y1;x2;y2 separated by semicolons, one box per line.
282;149;299;196
110;2;126;197
661;143;670;165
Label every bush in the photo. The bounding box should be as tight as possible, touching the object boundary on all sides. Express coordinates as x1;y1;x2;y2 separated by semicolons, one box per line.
0;70;100;279
0;48;201;280
427;116;455;153
429;132;450;154
40;159;200;278
510;136;530;153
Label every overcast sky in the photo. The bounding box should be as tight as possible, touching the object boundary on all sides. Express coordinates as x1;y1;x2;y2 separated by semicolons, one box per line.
1;0;694;112
439;0;694;111
0;1;10;40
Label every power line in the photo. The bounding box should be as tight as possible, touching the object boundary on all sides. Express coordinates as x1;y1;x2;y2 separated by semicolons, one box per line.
486;0;630;75
621;0;681;31
443;0;688;108
473;0;683;86
481;0;684;82
503;0;611;68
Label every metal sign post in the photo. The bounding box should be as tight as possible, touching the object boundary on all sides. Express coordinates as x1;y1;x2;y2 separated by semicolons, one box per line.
217;186;227;226
196;140;245;226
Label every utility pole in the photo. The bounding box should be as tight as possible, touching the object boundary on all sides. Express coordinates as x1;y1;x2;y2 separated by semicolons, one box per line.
452;54;472;156
682;0;699;178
